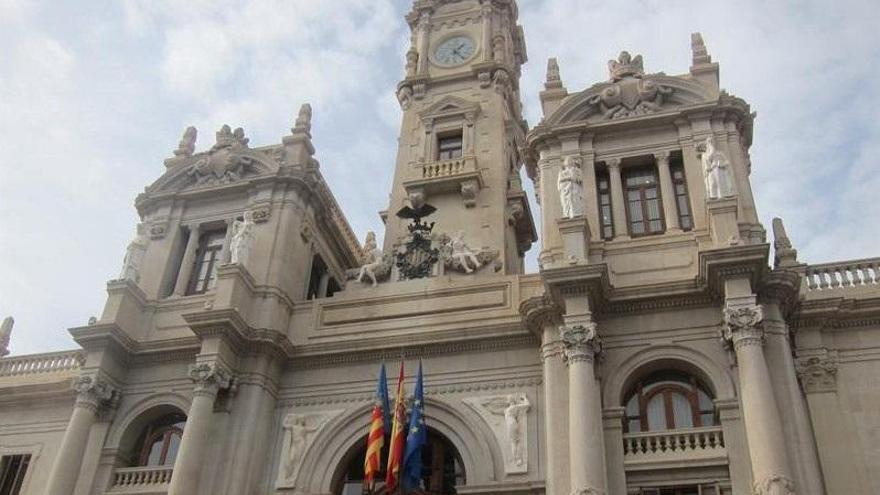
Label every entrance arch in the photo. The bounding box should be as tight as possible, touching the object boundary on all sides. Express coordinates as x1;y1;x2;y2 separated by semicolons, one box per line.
332;428;464;495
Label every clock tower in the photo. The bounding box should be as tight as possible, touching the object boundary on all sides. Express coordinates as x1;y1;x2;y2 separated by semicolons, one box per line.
383;0;536;276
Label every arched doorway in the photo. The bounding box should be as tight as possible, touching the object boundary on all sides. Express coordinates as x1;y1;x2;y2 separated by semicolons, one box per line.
333;428;465;495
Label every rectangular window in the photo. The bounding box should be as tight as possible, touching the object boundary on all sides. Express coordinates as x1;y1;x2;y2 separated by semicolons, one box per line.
596;170;614;239
186;229;226;295
671;160;693;231
0;454;31;495
624;166;664;236
437;133;463;160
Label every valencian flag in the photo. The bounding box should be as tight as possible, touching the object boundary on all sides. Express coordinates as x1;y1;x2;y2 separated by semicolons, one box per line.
403;361;427;492
385;362;407;492
363;363;391;491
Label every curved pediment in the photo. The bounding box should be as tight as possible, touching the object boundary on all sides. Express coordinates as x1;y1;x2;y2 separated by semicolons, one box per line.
545;74;716;126
146;132;279;195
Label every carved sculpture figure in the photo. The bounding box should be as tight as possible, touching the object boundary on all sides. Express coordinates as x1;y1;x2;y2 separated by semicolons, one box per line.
0;316;13;357
557;156;584;218
405;47;419;77
484;394;530;467
174;126;197;157
118;225;149;283
229;211;256;266
295;104;312;133
701;136;736;199
447;231;482;273
282;415;319;482
357;231;387;287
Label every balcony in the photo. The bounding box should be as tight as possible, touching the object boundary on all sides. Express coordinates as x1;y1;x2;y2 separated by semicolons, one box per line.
404;155;483;207
804;257;880;293
107;466;173;494
623;426;727;470
0;350;84;377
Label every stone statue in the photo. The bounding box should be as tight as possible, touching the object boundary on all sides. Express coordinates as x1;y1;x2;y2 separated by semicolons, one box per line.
282;415;319;482
484;394;530;467
357;231;386;287
405;46;419;77
0;316;13;357
557;156;584;218
119;225;149;283
174;126;197;157
701;136;736;199
447;231;482;273
295;104;312;133
229;211;256;266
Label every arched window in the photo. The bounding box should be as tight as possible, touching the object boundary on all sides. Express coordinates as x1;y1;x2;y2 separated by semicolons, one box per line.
335;429;465;495
623;370;716;433
135;412;186;466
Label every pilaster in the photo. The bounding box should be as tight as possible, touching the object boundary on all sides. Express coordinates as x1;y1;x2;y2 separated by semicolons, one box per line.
606;158;628;240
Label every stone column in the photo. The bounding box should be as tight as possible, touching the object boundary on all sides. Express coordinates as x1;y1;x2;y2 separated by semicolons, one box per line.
168;363;233;495
218;218;236;264
561;321;607;495
416;12;431;75
721;304;797;495
655;151;681;232
44;375;116;495
173;224;201;296
606;158;628;239
541;325;569;495
537;150;563;266
480;2;493;63
796;352;869;494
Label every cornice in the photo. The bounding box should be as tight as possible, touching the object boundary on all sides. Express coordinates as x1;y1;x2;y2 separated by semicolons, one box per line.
182;308;296;360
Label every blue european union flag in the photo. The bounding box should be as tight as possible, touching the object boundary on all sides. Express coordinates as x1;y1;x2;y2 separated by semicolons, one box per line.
377;362;392;431
402;361;426;492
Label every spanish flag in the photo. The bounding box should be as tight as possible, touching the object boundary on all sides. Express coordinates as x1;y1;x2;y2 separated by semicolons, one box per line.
364;363;390;492
385;362;407;492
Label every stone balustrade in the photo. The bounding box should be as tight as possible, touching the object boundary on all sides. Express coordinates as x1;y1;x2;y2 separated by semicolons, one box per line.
110;466;173;490
623;426;726;466
421;156;474;179
0;350;84;376
804;258;880;291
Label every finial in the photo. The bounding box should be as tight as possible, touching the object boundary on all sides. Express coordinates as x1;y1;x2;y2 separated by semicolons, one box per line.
174;126;197;157
215;125;248;149
772;217;798;268
608;51;644;81
545;57;563;89
294;104;312;134
691;32;712;65
1;316;13;357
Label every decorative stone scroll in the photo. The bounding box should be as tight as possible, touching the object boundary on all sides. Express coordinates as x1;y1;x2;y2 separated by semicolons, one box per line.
72;375;118;413
721;305;764;349
186;125;252;186
275;410;344;489
188;363;233;398
463;394;531;474
560;323;602;363
795;353;838;394
752;474;796;495
585;51;673;120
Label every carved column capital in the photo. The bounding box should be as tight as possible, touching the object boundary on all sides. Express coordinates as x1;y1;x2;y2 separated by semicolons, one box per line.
795;353;838;394
721;305;764;350
72;375;118;413
560;323;602;364
605;157;622;170
653;151;671;165
189;362;234;398
752;474;796;495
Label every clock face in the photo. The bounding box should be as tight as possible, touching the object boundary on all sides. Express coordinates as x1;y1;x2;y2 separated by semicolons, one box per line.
434;36;476;66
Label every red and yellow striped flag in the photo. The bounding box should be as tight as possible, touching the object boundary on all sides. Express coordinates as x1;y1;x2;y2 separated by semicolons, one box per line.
385;362;406;492
364;363;390;492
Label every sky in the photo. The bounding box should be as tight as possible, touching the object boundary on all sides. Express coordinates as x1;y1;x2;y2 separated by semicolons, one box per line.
0;0;878;355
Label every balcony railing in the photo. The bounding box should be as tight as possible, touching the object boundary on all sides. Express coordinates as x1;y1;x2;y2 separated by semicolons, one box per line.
0;350;84;377
804;258;880;291
421;155;475;179
110;466;173;491
623;426;726;467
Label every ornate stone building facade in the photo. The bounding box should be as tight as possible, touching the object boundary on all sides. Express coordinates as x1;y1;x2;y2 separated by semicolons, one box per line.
0;1;878;495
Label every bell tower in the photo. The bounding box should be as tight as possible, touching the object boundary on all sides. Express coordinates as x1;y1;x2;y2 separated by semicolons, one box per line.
383;0;536;276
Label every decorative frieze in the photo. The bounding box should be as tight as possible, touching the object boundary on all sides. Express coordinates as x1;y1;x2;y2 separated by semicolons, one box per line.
795;353;838;394
560;323;602;364
721;305;764;349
